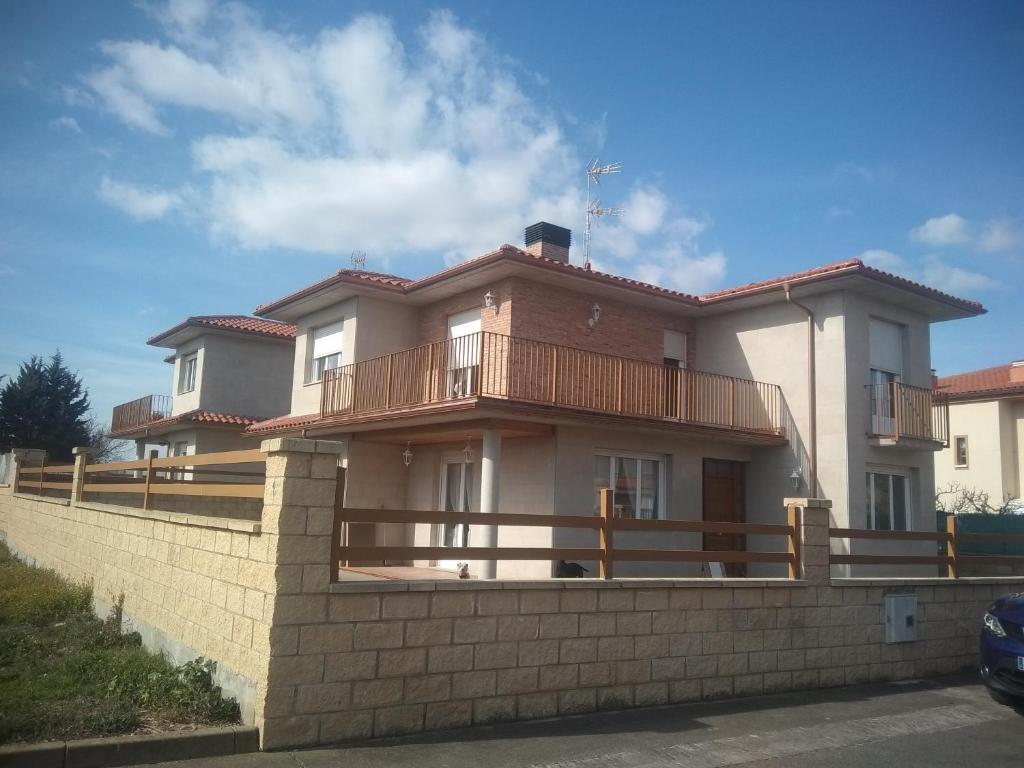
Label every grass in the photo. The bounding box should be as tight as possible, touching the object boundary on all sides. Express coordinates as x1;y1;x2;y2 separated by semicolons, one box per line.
0;540;240;745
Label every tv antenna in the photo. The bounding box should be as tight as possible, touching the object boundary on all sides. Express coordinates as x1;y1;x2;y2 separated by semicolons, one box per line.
350;251;366;271
584;158;622;270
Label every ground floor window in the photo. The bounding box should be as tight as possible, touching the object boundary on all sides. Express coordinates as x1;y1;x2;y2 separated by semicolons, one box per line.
865;468;911;530
594;452;665;519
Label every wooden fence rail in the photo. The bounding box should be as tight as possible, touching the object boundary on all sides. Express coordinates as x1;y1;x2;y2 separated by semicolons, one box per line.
331;486;800;581
829;517;1024;577
14;448;267;508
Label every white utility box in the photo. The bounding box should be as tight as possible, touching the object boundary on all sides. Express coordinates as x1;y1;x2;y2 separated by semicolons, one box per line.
884;593;918;643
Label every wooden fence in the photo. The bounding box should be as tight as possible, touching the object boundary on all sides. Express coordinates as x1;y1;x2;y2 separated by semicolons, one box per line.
14;448;266;509
331;481;801;581
321;332;784;436
829;515;1024;577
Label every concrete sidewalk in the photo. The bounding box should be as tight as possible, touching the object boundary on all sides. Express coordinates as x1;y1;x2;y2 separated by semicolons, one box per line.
148;675;1023;768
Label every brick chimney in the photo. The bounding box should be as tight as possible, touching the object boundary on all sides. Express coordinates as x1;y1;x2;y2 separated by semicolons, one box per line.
524;222;571;264
930;369;938;390
1011;360;1024;384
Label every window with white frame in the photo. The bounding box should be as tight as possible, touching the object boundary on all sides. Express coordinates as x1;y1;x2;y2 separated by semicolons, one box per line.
310;321;344;383
954;436;969;468
868;319;903;433
178;353;197;394
594;452;665;520
865;468;911;531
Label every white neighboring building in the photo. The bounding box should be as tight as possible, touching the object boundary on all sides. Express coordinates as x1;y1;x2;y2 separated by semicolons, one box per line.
935;360;1024;511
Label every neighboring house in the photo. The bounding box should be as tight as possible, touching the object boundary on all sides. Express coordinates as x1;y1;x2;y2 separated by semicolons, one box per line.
934;361;1024;511
108;315;296;460
238;222;983;578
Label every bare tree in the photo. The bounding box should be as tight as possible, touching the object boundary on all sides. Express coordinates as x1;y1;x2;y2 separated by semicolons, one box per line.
935;482;1013;515
84;420;131;464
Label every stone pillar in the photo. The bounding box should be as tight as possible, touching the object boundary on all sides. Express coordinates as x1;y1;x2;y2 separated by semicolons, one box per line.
785;497;832;584
479;429;502;579
257;436;345;750
71;447;92;504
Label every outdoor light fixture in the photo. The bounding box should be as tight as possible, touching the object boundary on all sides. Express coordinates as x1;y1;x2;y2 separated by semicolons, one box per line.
789;467;802;489
463;440;474;463
483;291;498;313
587;303;602;328
402;442;414;468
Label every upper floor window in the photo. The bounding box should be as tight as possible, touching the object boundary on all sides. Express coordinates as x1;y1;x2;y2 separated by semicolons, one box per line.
865;468;910;531
178;353;197;394
310;321;344;383
663;330;687;368
954;436;969;468
594;452;665;520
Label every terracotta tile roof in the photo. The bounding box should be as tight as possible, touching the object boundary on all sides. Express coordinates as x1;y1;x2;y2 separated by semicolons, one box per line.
700;258;985;313
256;250;984;319
936;363;1024;400
108;409;259;437
245;413;322;434
148;315;296;346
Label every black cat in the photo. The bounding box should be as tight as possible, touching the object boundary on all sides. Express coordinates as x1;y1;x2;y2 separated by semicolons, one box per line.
555;560;589;578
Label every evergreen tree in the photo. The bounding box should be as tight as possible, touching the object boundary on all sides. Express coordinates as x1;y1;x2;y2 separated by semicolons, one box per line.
0;352;91;460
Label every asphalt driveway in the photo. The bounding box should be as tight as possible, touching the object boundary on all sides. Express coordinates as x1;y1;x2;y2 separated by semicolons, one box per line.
148;674;1023;768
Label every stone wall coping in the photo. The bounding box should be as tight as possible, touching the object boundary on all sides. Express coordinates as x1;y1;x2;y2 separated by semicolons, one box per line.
832;577;1024;587
260;437;345;455
330;578;809;593
13;492;69;507
74;499;262;534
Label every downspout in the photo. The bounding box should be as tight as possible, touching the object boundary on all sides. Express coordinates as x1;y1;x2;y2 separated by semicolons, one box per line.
784;284;818;498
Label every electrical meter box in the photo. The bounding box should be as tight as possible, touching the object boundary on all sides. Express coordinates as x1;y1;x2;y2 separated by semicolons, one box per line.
885;593;918;643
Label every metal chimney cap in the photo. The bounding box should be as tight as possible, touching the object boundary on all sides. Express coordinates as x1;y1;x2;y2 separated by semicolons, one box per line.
525;222;571;249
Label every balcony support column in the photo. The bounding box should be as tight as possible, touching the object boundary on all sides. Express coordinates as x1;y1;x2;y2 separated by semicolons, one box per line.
479;428;502;579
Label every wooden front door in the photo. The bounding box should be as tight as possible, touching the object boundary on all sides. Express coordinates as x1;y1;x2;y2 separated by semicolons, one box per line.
702;459;747;577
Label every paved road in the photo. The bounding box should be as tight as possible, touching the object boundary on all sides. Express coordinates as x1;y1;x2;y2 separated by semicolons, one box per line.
152;675;1023;768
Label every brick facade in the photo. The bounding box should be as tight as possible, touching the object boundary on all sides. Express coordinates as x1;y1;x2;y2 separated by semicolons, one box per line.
415;276;696;367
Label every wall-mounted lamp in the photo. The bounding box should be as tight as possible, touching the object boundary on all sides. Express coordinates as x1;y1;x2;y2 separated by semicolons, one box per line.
587;303;602;328
789;467;802;490
402;442;414;468
463;440;474;463
483;291;498;314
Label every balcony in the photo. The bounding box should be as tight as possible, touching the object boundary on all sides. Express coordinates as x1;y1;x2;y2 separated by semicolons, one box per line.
111;394;173;435
867;382;949;448
321;332;785;440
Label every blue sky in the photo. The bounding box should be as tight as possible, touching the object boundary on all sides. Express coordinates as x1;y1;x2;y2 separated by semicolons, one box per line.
1;0;1022;424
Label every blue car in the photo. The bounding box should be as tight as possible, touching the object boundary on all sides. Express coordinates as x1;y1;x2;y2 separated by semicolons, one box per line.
980;592;1024;703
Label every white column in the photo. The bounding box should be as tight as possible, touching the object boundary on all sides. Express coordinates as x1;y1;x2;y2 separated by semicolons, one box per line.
479;429;502;579
134;441;146;479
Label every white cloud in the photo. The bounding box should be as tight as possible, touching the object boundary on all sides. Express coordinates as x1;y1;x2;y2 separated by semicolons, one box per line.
50;116;82;134
621;187;668;235
855;248;996;298
633;247;726;295
910;213;970;247
978;218;1022;253
920;257;998;295
857;249;907;274
98;176;182;220
79;5;589;262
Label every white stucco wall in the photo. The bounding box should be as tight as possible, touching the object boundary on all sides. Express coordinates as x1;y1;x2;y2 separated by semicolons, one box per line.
935;398;1021;505
289;298;358;416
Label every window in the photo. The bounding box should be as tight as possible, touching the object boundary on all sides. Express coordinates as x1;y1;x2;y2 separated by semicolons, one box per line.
865;469;911;531
954;436;969;468
663;330;687;368
868;319;903;434
178;353;197;394
310;321;344;383
594;452;665;520
446;308;481;398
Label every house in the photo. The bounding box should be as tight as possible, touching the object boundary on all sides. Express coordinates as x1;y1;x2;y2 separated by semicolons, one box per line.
934;361;1024;512
236;222;983;578
109;315;296;461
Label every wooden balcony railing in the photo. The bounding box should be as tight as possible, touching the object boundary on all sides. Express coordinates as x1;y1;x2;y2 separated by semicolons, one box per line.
111;394;173;434
322;332;784;436
867;382;948;445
